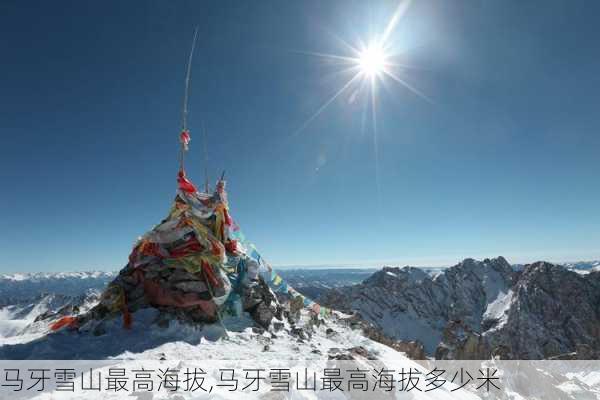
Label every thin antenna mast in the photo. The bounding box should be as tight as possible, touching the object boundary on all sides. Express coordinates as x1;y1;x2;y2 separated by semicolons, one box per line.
179;26;200;171
201;120;210;193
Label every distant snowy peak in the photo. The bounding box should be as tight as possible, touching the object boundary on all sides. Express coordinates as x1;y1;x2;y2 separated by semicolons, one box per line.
0;271;114;304
561;261;600;274
513;260;600;274
362;266;429;288
0;271;115;282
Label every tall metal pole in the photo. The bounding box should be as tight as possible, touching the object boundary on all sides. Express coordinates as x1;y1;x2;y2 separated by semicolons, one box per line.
180;26;199;172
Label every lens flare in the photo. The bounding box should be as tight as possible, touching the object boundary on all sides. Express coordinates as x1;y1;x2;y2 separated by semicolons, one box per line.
358;43;387;77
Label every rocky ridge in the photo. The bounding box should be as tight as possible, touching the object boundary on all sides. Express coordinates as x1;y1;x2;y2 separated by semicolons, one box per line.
319;257;600;359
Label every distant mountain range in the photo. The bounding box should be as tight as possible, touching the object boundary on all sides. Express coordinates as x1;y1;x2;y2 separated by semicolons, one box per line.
0;271;114;306
319;257;600;359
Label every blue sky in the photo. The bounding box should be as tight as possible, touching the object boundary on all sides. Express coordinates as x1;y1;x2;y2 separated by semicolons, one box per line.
1;1;599;272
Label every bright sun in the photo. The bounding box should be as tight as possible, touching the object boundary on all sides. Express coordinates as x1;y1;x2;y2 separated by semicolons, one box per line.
294;0;430;138
358;43;387;77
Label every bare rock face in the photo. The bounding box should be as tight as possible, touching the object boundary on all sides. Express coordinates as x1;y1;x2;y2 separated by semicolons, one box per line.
548;344;600;360
435;320;490;360
241;278;281;329
320;257;600;359
484;262;600;359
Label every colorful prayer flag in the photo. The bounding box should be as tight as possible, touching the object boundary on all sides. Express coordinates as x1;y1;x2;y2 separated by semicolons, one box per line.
180;130;191;151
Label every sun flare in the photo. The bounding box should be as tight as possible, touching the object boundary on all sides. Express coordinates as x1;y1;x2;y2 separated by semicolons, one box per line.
293;1;428;137
358;43;387;77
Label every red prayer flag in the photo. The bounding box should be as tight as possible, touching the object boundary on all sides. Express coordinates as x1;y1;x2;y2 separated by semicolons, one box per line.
177;170;197;193
180;130;191;151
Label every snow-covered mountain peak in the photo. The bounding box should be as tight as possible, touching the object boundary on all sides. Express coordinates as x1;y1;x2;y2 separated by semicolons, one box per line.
320;256;600;359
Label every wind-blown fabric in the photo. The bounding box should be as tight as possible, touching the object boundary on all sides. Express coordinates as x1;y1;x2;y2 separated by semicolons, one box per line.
224;196;333;318
180;130;191;151
127;171;331;317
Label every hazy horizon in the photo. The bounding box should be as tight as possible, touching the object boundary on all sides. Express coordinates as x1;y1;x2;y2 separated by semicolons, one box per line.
3;253;599;275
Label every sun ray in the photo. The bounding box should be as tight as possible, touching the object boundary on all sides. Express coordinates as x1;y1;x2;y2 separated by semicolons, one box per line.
293;72;362;136
359;78;370;137
384;61;429;71
381;0;412;44
328;30;364;58
288;49;358;64
383;68;433;103
370;74;384;221
318;65;363;83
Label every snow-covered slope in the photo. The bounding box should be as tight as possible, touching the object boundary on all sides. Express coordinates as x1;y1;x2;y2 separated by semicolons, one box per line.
0;290;102;345
1;308;599;400
0;308;393;360
0;271;107;345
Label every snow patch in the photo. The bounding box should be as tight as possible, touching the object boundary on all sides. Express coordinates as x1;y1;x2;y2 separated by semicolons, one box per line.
483;289;513;331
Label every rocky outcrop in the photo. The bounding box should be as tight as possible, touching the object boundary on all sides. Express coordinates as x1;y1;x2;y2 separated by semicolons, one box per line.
484;262;600;359
435;320;490;360
242;278;282;329
320;257;600;359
